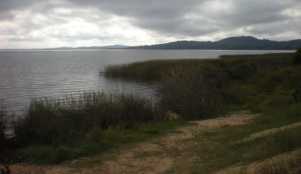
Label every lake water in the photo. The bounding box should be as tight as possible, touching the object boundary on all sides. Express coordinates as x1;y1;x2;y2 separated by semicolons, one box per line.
0;49;293;114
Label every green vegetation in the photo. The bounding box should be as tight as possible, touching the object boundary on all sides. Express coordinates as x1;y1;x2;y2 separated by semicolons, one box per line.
0;108;13;164
15;93;161;146
191;106;301;174
294;48;301;65
104;51;301;173
2;49;301;173
105;53;296;119
158;64;227;119
105;59;213;82
1;93;182;164
14;120;181;164
0;108;6;150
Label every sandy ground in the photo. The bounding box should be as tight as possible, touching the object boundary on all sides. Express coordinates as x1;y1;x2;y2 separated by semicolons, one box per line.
9;112;254;174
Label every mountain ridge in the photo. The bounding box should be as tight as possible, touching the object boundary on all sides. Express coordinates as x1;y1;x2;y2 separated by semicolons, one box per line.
2;36;300;50
130;36;301;50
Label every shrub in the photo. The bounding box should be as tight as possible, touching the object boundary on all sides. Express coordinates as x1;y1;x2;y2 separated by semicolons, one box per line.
294;48;301;65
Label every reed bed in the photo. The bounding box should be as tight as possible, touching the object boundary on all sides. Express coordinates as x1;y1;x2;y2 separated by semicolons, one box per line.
14;92;162;146
0;92;176;164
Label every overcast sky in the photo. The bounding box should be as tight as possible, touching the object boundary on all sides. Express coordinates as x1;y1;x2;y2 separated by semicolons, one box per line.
0;0;300;48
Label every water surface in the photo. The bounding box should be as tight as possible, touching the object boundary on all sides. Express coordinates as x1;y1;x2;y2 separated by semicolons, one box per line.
0;49;293;114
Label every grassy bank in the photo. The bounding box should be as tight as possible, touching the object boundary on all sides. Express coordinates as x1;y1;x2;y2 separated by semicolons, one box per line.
1;93;183;164
190;107;301;174
105;59;214;82
104;54;293;82
105;53;299;118
103;50;301;173
2;50;301;172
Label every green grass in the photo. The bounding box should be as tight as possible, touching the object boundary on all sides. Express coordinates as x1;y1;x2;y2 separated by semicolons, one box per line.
104;53;298;120
3;51;301;168
105;59;215;82
294;48;301;65
104;53;294;83
15;92;162;146
104;51;301;173
15;120;183;164
192;106;301;174
7;92;186;164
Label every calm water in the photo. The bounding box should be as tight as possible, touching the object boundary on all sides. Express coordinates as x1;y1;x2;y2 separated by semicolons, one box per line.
0;49;293;114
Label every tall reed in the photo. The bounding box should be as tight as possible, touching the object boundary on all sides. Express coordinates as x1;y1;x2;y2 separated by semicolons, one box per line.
0;108;6;148
15;92;162;146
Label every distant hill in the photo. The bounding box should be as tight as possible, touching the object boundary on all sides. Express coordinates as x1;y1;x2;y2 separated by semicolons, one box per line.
131;36;301;50
74;45;129;49
95;45;129;49
43;45;129;50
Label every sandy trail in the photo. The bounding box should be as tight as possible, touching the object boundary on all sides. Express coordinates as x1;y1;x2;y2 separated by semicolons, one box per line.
10;112;254;174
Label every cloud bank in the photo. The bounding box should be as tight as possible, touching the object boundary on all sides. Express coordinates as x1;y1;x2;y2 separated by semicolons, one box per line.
0;0;300;48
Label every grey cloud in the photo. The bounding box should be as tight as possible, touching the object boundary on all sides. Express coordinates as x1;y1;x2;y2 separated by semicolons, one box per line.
0;0;300;48
0;0;37;19
245;18;301;40
67;0;301;37
220;0;291;25
69;0;207;36
0;0;38;11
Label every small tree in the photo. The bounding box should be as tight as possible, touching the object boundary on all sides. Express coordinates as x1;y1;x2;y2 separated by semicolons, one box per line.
294;48;301;65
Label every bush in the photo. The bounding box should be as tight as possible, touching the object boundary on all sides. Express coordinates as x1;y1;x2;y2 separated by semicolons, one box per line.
294;48;301;65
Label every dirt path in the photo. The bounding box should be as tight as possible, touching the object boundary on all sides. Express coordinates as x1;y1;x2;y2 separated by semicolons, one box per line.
239;121;301;143
215;149;301;174
10;112;254;174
